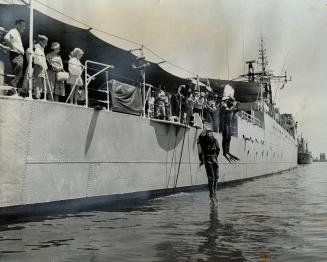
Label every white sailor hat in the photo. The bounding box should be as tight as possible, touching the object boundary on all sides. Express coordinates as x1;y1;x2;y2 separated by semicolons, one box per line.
206;125;213;131
51;42;60;49
37;34;48;41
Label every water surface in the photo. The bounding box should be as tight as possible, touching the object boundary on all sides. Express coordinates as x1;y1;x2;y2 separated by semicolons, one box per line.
0;163;326;261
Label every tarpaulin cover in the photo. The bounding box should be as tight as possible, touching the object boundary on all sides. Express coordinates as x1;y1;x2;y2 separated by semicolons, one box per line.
0;4;186;92
200;78;259;103
109;80;143;115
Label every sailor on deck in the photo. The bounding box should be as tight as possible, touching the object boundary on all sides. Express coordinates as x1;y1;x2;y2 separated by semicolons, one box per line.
4;19;26;89
197;127;220;202
33;35;48;99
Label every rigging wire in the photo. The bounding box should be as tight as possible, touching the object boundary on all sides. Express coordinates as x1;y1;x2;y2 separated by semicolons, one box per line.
32;0;198;77
2;0;13;4
187;130;193;185
272;51;289;104
165;131;178;194
33;0;139;46
144;46;197;76
172;126;187;193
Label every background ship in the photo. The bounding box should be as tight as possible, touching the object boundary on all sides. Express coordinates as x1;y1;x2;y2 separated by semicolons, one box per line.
0;3;297;216
298;136;313;164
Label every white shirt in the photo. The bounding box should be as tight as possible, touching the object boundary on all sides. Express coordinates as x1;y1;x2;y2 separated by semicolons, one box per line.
68;57;83;76
194;96;205;109
4;28;24;55
34;43;47;70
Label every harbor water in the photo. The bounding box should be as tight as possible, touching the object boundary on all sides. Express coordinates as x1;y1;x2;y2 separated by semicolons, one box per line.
0;163;326;262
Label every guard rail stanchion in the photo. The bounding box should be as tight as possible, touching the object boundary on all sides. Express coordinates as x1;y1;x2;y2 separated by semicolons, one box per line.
43;76;47;101
106;71;109;111
85;63;88;107
84;60;114;109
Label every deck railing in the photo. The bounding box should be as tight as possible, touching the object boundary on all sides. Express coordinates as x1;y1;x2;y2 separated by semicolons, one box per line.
238;110;263;128
84;60;114;110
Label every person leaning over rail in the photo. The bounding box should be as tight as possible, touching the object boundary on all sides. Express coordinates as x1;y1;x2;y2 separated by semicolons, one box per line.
177;79;193;123
67;48;84;105
132;56;150;84
3;19;26;91
220;95;240;163
206;94;220;132
169;93;180;122
193;90;205;116
46;42;66;102
197;126;220;203
146;89;155;118
165;92;172;120
33;35;48;100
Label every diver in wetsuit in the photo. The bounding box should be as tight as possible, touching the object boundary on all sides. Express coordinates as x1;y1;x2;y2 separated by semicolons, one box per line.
198;128;220;201
220;98;240;163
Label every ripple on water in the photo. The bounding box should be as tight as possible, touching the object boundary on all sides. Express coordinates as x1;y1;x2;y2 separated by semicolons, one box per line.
0;164;326;261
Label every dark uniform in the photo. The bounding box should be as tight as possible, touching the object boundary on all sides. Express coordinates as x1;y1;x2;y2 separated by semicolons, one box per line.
177;81;193;123
220;99;237;155
197;129;220;199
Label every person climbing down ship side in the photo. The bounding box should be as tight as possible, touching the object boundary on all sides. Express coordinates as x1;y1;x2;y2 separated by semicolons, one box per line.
197;127;220;203
220;84;240;163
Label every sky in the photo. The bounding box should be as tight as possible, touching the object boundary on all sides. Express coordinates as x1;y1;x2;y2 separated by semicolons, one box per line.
4;0;327;155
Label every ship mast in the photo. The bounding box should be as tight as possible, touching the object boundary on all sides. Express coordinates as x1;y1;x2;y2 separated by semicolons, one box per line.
258;37;268;74
257;36;270;111
241;37;290;113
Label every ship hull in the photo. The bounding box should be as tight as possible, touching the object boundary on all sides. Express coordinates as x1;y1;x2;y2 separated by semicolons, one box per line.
0;96;297;216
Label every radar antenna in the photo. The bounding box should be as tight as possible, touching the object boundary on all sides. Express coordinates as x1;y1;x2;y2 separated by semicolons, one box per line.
240;36;292;112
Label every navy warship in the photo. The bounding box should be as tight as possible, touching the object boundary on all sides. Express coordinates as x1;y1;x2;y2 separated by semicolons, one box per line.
0;3;297;216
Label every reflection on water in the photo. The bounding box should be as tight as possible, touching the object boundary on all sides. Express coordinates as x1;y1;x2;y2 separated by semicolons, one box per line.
0;163;327;261
194;206;245;262
154;204;245;262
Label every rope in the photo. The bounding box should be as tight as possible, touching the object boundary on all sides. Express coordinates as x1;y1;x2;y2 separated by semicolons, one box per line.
33;0;141;47
273;51;289;104
0;0;12;5
172;126;187;193
30;0;198;77
165;130;178;194
187;130;193;185
144;46;197;76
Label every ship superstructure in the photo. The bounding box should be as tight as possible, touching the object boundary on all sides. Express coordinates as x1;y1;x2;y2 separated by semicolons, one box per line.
298;136;313;164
